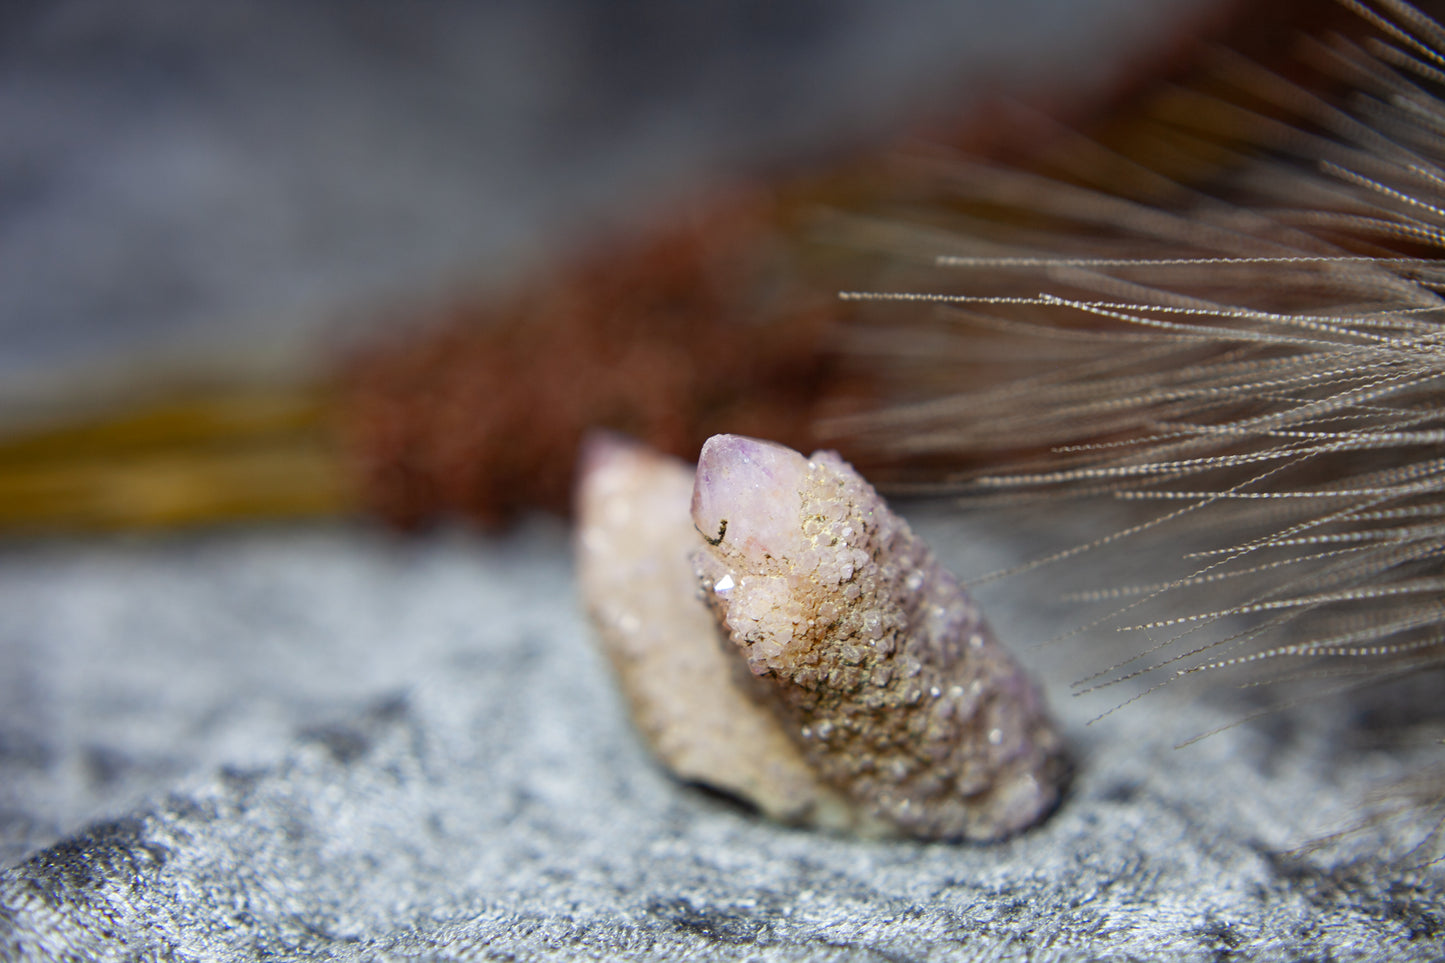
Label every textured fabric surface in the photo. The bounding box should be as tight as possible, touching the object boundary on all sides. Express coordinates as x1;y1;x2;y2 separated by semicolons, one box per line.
1;517;1442;961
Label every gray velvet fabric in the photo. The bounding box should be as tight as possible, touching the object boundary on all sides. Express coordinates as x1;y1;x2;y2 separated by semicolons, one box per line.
1;517;1442;961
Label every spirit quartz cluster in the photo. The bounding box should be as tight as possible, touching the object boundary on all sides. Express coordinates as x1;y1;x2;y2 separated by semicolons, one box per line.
577;433;1067;841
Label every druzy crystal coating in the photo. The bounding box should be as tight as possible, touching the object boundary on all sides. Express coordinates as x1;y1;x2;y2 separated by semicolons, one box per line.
691;435;1066;841
576;433;1067;841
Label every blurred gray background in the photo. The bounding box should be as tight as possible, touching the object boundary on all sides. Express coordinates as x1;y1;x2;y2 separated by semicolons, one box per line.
1;0;1212;387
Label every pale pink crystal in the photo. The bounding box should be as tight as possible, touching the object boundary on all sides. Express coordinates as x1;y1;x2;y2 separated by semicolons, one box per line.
691;434;1068;841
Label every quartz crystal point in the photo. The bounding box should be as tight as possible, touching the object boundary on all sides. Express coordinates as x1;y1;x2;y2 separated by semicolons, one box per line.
575;432;1066;842
575;433;872;833
691;434;1067;841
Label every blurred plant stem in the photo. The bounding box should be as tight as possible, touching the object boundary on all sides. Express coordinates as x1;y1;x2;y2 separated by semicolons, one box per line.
0;385;355;531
